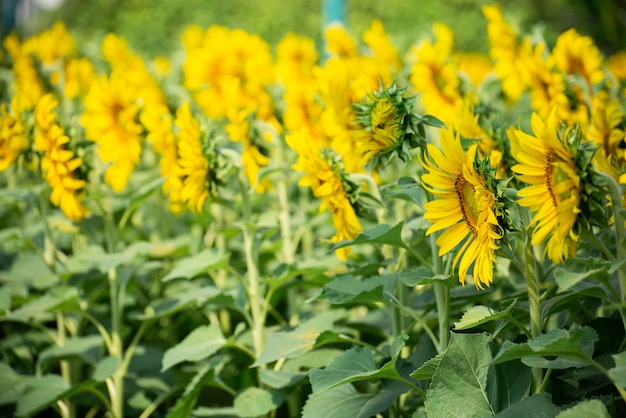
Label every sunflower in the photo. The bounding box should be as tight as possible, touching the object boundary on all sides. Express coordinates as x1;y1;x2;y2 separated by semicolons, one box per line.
287;128;362;261
0;102;28;172
421;128;503;288
507;108;582;263
34;94;87;221
80;74;143;192
552;28;604;88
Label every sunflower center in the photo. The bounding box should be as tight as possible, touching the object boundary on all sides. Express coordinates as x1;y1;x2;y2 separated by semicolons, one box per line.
545;150;560;207
455;175;479;233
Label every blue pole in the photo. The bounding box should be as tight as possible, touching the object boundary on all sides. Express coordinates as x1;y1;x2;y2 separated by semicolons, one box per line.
322;0;345;26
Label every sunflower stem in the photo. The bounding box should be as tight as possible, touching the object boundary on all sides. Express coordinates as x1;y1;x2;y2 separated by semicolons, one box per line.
523;231;543;393
238;174;265;360
430;232;449;352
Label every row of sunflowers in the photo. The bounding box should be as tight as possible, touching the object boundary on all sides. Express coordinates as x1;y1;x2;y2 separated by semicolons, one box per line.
2;2;626;417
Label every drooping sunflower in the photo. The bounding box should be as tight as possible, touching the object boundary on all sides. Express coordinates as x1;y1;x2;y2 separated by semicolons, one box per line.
287;128;362;261
507;108;583;263
421;128;504;288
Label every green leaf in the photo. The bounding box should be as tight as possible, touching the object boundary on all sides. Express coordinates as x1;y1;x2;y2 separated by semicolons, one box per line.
410;352;444;380
0;252;57;289
309;335;408;395
302;384;375;418
330;222;408;251
252;311;341;367
609;350;626;388
555;399;610;418
0;363;33;405
141;285;221;319
553;257;611;291
454;301;516;331
399;267;451;287
492;325;598;369
16;374;70;416
163;248;230;281
323;274;397;304
38;334;103;373
493;393;560;418
425;333;494;418
234;387;287;417
93;356;119;381
302;380;409;418
162;324;226;371
4;286;79;322
488;359;531;413
258;369;307;389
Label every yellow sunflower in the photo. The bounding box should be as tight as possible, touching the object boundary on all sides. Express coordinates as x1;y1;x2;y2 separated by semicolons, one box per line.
507;108;582;263
421;128;503;288
80;74;143;192
287;128;362;261
552;28;604;88
0;102;28;172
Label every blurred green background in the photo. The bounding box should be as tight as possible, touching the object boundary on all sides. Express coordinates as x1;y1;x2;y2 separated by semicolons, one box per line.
3;0;622;58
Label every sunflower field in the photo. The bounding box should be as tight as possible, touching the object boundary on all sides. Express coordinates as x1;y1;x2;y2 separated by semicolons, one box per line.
2;1;626;417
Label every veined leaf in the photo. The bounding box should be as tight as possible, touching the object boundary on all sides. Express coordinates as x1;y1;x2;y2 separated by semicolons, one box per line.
330;222;408;251
492;393;560;418
492;325;597;369
553;257;611;291
454;301;516;331
409;352;444;380
609;350;626;388
425;333;494;418
234;387;287;418
162;324;226;372
555;399;610;418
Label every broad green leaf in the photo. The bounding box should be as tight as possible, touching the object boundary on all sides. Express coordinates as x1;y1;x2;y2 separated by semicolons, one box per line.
93;356;119;381
309;335;408;395
555;399;610;418
162;324;226;371
252;311;341;367
302;380;408;418
323;274;396;304
488;359;531;413
493;393;560;418
190;406;238;417
0;363;33;405
541;284;608;322
0;252;57;289
4;286;79;322
410;352;444;380
399;267;451;287
140;285;221;319
425;333;494;418
553;257;611;291
330;222;408;251
258;369;307;389
492;325;598;369
0;286;11;312
38;334;104;372
162;248;230;281
609;350;626;388
454;301;516;330
302;384;373;418
234;387;287;417
16;374;70;416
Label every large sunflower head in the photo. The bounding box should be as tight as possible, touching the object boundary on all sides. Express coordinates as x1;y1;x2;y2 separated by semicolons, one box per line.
421;127;506;288
507;107;602;263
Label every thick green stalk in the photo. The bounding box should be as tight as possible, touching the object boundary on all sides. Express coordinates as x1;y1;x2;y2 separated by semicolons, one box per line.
523;232;543;393
239;176;265;358
429;232;449;352
107;267;125;418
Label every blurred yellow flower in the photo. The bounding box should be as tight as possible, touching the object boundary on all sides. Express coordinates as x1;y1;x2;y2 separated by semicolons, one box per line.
63;58;96;99
421;128;502;288
34;94;87;221
81;74;143;192
508;108;582;263
362;20;402;73
174;102;210;213
0;102;28;172
587;90;625;162
287;128;362;261
324;24;359;58
3;33;47;112
552;28;604;87
482;4;526;101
